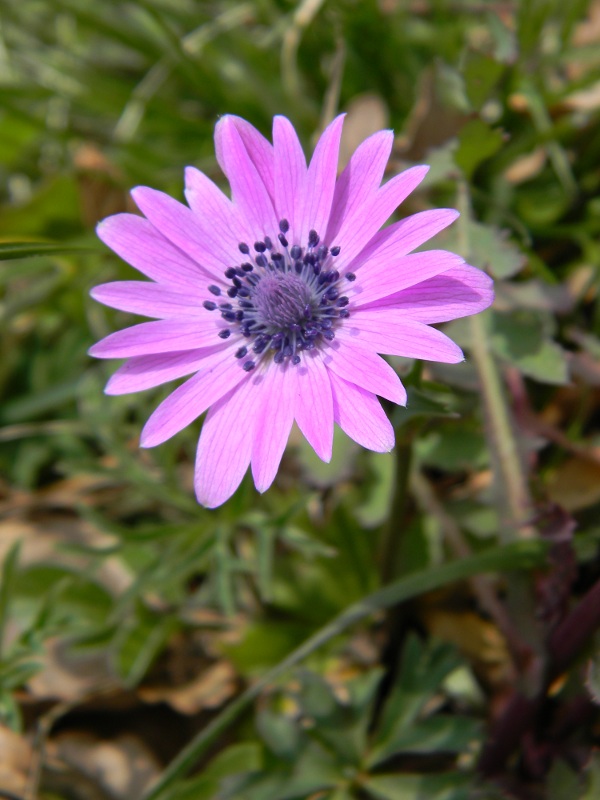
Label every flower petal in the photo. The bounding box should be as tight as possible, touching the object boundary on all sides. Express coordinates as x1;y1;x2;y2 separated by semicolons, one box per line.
184;167;254;247
293;350;334;462
350;250;465;307
88;318;230;359
140;356;246;447
325;130;393;245
329;371;394;452
339;312;464;363
96;214;207;288
131;187;231;280
195;375;260;508
335;165;429;269
371;264;494;321
349;209;460;272
251;362;296;492
105;347;224;395
299;114;345;243
322;339;407;405
215;115;275;204
91;281;208;318
214;115;278;236
273;115;307;241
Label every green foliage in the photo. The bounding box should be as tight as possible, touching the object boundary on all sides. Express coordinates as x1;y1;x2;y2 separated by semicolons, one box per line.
1;1;599;799
172;637;481;800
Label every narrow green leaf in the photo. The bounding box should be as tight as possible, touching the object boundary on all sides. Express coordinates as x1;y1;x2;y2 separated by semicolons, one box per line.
0;543;21;661
0;242;93;260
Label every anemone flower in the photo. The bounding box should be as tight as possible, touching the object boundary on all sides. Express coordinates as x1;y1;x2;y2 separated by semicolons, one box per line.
89;115;493;507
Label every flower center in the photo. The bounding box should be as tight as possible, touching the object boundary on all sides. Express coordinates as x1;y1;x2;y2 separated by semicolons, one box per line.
253;273;312;328
202;220;356;372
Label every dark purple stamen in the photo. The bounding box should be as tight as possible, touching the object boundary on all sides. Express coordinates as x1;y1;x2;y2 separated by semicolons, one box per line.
204;225;356;368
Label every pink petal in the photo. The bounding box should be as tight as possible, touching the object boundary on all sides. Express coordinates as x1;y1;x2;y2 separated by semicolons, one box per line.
350;250;465;308
371;264;494;321
293;351;334;462
322;340;407;405
325;130;393;245
329;371;394;452
91;281;208;318
335;165;429;269
299;114;345;243
349;209;460;272
215;115;275;204
273;116;307;242
339;312;464;363
194;375;260;508
214;116;278;237
184;167;254;247
251;362;296;492
88;318;231;359
140;356;246;447
105;347;223;395
131;187;232;280
97;214;207;288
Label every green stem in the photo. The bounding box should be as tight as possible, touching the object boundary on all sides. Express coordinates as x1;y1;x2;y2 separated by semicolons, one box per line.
458;182;534;539
379;440;413;584
143;540;546;800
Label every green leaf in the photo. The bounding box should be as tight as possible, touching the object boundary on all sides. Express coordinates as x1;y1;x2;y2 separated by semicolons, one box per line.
393;385;458;428
369;638;464;767
465;221;527;279
490;310;569;384
0;543;20;660
370;715;481;765
0;241;94;260
257;707;302;761
416;423;487;472
454;119;504;179
202;742;263;780
363;772;470;800
112;604;179;686
464;52;505;110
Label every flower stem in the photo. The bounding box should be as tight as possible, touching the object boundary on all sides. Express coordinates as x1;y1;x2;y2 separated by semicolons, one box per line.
458;181;534;540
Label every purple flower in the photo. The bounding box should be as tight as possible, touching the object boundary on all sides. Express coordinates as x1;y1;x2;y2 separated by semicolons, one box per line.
89;115;493;507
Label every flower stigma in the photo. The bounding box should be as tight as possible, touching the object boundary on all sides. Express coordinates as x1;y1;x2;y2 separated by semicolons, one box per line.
203;219;352;371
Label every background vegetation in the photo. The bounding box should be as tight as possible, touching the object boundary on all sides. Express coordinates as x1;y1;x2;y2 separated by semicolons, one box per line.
1;1;600;798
